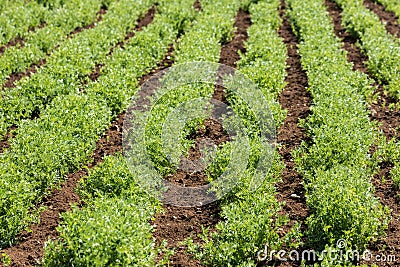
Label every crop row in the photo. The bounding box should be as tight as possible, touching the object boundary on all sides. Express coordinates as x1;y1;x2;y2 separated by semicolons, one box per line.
332;0;400;99
42;0;243;264
286;0;389;258
186;0;294;266
0;0;107;87
374;0;400;22
0;0;185;248
0;0;155;137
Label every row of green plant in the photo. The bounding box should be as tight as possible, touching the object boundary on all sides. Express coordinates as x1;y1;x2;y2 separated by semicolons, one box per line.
373;0;400;23
286;0;389;260
332;0;400;100
0;0;108;87
0;0;155;137
185;1;297;266
0;0;65;45
40;1;199;265
0;0;187;248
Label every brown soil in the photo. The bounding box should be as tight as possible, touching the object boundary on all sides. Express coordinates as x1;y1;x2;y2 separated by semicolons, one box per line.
165;119;230;188
193;0;202;11
325;1;400;266
0;126;17;154
87;63;104;82
0;37;25;56
366;165;400;267
152;9;251;267
363;0;400;38
275;0;311;244
27;22;47;34
219;10;250;68
2;7;107;91
0;8;164;267
68;7;106;37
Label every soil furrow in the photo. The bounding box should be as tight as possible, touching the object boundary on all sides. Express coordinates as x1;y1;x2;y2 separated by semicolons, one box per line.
0;9;163;267
2;7;107;90
2;58;47;89
363;0;400;38
107;6;155;56
152;9;251;267
275;0;311;244
0;126;16;154
67;7;107;38
325;1;400;266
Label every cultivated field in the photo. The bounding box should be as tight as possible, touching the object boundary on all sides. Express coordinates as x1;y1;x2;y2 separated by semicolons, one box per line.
0;0;399;266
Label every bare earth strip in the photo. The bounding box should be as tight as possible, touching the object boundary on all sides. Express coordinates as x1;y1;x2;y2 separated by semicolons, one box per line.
2;8;107;90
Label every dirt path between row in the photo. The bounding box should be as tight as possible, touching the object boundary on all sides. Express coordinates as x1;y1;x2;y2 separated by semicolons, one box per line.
0;36;25;56
275;0;311;252
0;7;158;267
363;0;400;38
325;1;400;266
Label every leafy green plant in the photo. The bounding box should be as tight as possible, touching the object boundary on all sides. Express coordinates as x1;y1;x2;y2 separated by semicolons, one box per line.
0;0;49;45
43;196;160;267
0;252;11;266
